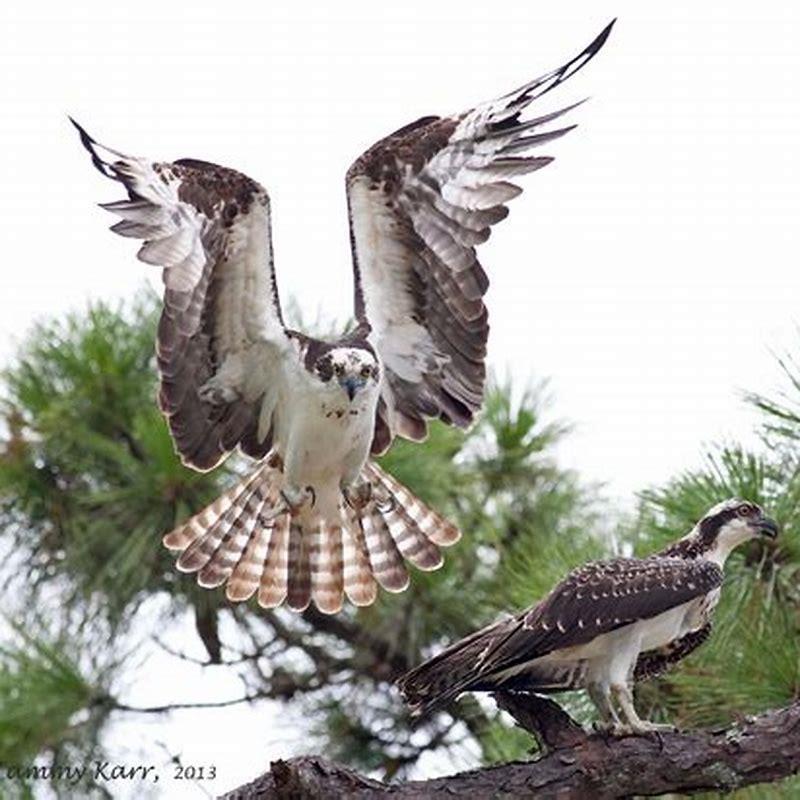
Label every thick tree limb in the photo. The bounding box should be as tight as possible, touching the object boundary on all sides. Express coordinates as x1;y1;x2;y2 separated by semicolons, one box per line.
221;700;800;799
492;691;586;752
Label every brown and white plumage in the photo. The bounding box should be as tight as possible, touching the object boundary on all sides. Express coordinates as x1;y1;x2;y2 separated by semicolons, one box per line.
399;500;779;733
349;21;614;450
72;22;613;613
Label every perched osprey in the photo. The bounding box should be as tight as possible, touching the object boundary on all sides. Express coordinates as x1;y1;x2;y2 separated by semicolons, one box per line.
72;22;613;614
398;499;779;733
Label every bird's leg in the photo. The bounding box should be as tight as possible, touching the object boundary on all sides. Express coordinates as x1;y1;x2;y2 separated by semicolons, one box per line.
611;683;675;735
280;484;316;516
342;479;373;512
588;682;626;735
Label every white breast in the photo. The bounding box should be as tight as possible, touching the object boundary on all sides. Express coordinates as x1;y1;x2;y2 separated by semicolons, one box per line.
273;368;380;510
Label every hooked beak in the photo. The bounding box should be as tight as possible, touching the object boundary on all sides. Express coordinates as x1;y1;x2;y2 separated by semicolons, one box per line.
340;376;363;402
754;515;779;540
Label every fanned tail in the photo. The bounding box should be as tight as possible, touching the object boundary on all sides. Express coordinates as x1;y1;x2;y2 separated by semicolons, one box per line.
163;459;292;608
344;460;461;601
162;457;461;614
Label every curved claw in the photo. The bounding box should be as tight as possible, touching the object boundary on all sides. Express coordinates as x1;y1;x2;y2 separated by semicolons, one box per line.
343;481;373;512
375;494;397;514
281;485;316;516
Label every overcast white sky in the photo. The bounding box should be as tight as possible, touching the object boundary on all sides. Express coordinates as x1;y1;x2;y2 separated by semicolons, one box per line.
2;0;799;796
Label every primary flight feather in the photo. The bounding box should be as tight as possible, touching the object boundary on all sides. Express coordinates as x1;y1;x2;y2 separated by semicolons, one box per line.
72;21;614;614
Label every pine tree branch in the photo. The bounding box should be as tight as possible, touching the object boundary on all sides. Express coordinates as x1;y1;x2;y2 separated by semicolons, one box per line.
220;700;800;799
492;691;586;752
100;693;271;714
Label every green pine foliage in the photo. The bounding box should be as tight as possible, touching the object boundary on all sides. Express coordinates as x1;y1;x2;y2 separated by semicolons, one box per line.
0;621;112;798
0;293;798;796
0;294;228;624
0;293;604;781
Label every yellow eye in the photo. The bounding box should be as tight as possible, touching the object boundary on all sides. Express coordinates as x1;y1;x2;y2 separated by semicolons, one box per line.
334;363;344;376
360;366;371;379
737;503;754;517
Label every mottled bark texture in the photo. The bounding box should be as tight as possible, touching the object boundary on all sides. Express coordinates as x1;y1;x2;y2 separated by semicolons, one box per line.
221;696;800;799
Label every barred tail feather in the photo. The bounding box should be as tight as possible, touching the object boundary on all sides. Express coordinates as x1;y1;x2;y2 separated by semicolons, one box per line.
398;662;476;717
226;523;272;602
258;513;290;608
165;467;266;572
364;462;461;546
386;502;445;571
161;461;290;607
196;481;270;588
162;467;262;553
397;621;505;716
161;456;462;613
310;522;345;614
352;460;461;591
342;507;378;607
286;520;311;611
362;507;410;592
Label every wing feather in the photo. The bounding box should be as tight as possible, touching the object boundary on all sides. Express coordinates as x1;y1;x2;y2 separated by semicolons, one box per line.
474;557;722;682
73;120;291;471
346;22;614;453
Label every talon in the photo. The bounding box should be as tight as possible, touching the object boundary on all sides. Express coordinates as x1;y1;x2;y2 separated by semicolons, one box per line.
609;724;633;737
639;722;675;734
375;494;397;514
343;481;373;511
261;504;290;523
592;720;614;735
280;490;299;516
280;485;315;516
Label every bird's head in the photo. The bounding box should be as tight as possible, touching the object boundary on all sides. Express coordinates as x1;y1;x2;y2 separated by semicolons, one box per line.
313;346;380;402
691;498;778;564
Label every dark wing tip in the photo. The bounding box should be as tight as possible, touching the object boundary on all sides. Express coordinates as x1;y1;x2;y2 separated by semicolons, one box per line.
504;20;615;112
591;19;617;56
69;117;119;181
560;18;616;82
68;115;91;140
68;116;98;153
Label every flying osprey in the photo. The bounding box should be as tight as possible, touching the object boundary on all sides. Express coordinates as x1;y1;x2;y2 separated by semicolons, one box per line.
72;22;613;614
398;499;779;733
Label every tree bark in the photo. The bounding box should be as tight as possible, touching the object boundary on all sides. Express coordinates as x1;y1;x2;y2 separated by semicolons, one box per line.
221;699;800;799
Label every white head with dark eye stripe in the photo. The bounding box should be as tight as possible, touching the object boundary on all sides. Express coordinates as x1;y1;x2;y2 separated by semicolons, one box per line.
692;498;779;565
313;347;380;402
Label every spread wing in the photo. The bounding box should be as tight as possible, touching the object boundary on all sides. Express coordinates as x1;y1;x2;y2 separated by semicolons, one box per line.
399;555;722;715
346;21;614;454
73;121;291;470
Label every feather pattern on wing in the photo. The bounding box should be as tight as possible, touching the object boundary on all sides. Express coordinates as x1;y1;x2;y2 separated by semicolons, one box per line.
475;557;722;678
346;22;614;453
72;120;290;471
